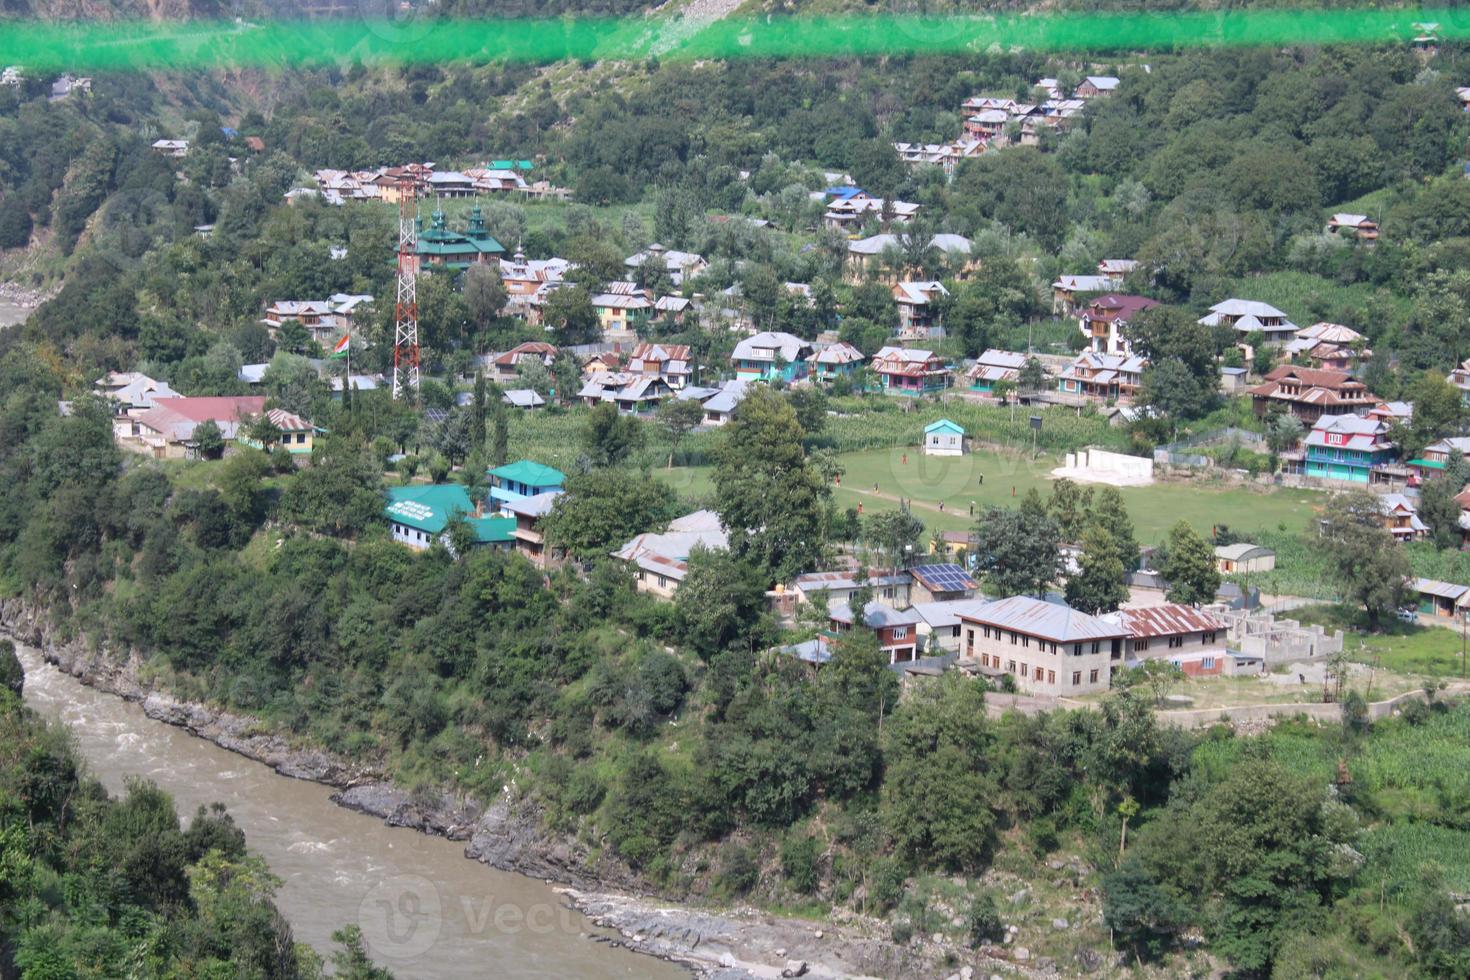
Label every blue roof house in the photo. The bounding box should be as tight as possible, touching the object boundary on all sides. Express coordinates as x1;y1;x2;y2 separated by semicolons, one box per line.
923;418;966;457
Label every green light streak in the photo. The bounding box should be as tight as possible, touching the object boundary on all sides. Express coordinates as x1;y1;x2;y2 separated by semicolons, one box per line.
0;9;1464;70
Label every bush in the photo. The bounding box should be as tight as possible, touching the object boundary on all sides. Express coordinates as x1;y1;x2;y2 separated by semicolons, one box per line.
0;639;20;697
780;835;820;894
565;769;605;814
716;841;759;897
968;891;1004;947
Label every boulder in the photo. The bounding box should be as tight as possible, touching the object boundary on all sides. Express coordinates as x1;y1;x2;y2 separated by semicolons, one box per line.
782;961;808;978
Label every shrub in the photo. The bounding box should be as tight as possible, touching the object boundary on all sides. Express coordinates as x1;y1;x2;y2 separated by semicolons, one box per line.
968;891;1005;947
716;842;759;897
780;835;820;894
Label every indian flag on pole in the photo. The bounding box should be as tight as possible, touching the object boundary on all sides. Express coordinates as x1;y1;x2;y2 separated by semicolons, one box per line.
329;334;350;358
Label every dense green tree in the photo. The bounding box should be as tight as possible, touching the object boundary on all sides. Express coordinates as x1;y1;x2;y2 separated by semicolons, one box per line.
541;283;599;346
1065;524;1128;615
676;546;770;656
581;402;646;467
882;674;998;873
1319;491;1410;628
1419;451;1470;550
1159;521;1219;606
972;499;1061;598
655;396;704;467
712;386;829;583
541;469;678;559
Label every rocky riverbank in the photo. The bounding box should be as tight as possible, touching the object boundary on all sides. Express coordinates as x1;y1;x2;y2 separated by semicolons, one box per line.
0;598;978;979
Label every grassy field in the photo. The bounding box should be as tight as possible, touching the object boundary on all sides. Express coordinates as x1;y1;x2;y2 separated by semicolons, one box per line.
1295;604;1470;678
660;445;1323;542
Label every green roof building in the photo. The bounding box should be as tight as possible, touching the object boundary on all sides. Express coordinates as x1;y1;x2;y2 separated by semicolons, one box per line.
385;484;515;551
489;460;566;502
414;206;505;272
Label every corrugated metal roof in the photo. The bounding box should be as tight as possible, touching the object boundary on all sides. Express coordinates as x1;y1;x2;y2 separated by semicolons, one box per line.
1119;604;1225;639
958;595;1127;642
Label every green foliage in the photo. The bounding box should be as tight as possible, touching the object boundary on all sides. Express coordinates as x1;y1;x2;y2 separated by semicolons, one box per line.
882;674;997;874
541;468;678;559
972;493;1060;598
1159;521;1219;605
0;639;20;697
713;386;829;584
581;402;646;467
1320;491;1410;629
0;699;335;979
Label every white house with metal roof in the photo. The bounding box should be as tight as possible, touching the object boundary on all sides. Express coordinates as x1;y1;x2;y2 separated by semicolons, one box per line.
613;510;728;600
1199;299;1299;345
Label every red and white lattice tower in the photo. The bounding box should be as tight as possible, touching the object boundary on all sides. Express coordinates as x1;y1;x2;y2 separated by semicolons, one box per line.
392;177;420;401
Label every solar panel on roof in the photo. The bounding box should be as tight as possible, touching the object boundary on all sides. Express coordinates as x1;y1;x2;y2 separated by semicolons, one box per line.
915;563;976;592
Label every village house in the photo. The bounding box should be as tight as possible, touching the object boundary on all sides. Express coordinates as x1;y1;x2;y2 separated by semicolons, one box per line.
963;108;1010;140
959;596;1129;696
893;281;949;339
907;599;993;655
261;294;373;347
238;408;318;455
486;341;558;383
966;349;1027;395
892;139;987;176
829;601;924;664
1367;401;1413;426
500;253;573;312
1303;413;1398;484
930;529;974;560
1117;604;1226;671
1057;351;1147;403
592;289;653;337
95;372;182;439
908;563;980;603
1097;259;1137;277
731;332;813;382
127;396;267;459
872;346;951;395
502;389;545;410
1078;294;1159;355
578;372;675;414
624;342;693;389
1379;493;1428;541
1409;437;1470;482
1199;299;1299;345
425;170;477;197
1215;543;1277;575
822;194;920;231
151;138;189;157
1249;365;1378;423
922;419;966;457
1285;322;1369;371
614;510;728;600
413;207;505;272
1327;213;1379;241
679;379;750;426
1411;578;1470;620
384;484;514;553
496;490;561;567
1075;75;1121;98
810;341;866;381
1051;274;1121;315
845;232;973;282
488;460;565;504
624;244;707;287
793;568;914;610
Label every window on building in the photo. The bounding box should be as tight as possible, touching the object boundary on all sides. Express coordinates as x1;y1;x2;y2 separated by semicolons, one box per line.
1073;643;1083;656
1047;670;1055;684
1168;635;1184;649
1007;660;1015;672
893;627;908;640
1089;669;1099;684
1020;663;1028;677
1136;637;1150;650
1072;671;1081;685
1202;656;1215;670
952;625;961;638
658;576;667;589
1010;631;1017;645
1091;641;1100;654
1203;631;1216;644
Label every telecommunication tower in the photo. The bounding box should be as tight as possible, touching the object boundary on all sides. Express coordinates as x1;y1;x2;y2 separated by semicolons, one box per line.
392;177;420;401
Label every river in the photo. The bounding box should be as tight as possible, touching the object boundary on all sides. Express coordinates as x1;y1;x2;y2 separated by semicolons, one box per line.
17;644;686;980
